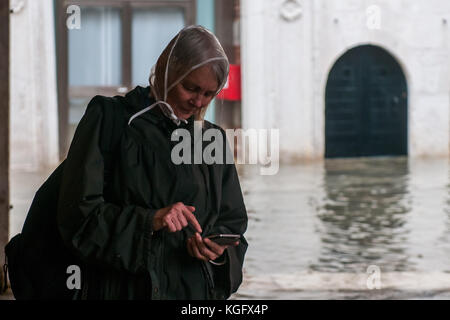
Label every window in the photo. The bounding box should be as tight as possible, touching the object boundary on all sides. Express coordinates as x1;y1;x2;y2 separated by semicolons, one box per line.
56;0;196;159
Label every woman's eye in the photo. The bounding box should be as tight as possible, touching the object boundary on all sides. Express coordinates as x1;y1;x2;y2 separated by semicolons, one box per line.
183;84;196;92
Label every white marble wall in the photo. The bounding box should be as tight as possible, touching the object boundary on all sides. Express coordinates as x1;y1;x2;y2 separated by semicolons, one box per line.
241;0;450;160
10;0;59;170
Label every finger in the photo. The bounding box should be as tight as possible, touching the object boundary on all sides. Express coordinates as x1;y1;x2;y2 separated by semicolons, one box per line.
195;233;217;260
182;209;202;233
191;238;208;261
171;215;183;231
164;216;176;233
177;203;195;213
177;212;188;228
203;238;225;256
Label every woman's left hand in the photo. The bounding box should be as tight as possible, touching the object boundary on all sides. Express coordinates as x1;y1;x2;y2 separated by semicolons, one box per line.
187;232;238;262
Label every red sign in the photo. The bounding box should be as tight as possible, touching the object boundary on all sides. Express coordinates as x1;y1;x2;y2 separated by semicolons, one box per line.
217;64;241;101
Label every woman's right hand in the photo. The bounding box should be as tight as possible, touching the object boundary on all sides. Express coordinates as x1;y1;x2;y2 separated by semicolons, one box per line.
152;202;202;233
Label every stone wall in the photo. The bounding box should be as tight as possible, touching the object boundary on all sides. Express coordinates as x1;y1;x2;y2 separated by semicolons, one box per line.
241;0;450;160
10;0;59;170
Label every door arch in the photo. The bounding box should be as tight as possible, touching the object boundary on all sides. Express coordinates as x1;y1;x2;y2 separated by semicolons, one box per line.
325;45;407;158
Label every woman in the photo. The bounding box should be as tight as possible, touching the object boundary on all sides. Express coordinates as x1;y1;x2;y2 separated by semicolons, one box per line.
57;25;248;300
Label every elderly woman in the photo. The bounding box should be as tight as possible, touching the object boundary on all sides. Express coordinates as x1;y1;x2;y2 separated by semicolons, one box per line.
57;25;248;300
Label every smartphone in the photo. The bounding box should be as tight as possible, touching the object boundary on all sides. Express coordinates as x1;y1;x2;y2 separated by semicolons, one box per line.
205;234;241;246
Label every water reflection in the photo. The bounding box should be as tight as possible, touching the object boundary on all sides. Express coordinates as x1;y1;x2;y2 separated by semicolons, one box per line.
234;157;450;299
311;157;412;273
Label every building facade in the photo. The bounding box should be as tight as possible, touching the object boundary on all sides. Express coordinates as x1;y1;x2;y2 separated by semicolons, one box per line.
241;0;450;160
10;0;450;170
10;0;225;170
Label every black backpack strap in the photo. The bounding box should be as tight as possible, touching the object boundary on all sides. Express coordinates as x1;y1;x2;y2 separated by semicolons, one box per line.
2;254;8;293
99;96;127;193
100;96;127;153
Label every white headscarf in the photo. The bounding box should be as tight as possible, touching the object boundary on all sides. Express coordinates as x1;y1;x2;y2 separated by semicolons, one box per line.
128;26;229;126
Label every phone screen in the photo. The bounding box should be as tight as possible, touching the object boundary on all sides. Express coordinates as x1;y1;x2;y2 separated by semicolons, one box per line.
206;234;240;246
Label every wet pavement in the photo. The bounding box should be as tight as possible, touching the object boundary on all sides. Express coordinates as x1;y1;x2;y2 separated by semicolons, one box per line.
4;157;450;299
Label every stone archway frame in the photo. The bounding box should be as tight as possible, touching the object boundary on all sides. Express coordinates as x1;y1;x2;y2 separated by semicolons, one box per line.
314;40;413;158
324;44;409;158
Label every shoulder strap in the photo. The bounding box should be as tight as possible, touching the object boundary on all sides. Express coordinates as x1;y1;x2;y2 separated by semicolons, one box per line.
99;96;128;195
100;96;127;153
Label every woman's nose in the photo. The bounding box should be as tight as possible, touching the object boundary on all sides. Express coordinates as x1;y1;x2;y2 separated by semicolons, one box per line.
192;94;203;108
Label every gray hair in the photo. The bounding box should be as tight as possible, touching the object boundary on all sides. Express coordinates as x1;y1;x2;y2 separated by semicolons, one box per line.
150;25;229;120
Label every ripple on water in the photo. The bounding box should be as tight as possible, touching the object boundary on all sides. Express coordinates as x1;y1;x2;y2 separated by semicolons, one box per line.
236;157;450;299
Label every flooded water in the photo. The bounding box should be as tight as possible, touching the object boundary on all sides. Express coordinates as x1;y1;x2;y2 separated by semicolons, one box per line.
232;157;450;299
7;157;450;299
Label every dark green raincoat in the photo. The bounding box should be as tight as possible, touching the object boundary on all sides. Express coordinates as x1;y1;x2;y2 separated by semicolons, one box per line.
57;86;248;300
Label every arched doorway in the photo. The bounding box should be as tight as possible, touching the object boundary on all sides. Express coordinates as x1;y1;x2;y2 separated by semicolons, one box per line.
325;45;407;158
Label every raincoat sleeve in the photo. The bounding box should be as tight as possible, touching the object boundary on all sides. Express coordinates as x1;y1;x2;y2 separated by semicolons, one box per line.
57;97;157;274
207;127;248;298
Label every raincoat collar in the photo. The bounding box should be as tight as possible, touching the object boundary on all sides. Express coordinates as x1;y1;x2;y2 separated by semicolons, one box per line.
125;86;195;129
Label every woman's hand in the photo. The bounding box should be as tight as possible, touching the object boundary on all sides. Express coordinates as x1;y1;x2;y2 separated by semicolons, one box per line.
187;232;239;262
152;202;202;233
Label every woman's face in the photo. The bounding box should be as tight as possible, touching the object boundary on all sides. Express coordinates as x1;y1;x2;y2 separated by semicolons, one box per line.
167;65;219;120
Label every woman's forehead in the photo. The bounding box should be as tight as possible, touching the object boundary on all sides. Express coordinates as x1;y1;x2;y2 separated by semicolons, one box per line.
183;65;218;91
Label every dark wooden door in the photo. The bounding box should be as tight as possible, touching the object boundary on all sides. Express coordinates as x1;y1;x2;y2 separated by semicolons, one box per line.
325;45;407;158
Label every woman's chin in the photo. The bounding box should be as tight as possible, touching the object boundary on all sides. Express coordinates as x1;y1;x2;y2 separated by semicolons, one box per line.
177;110;195;120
